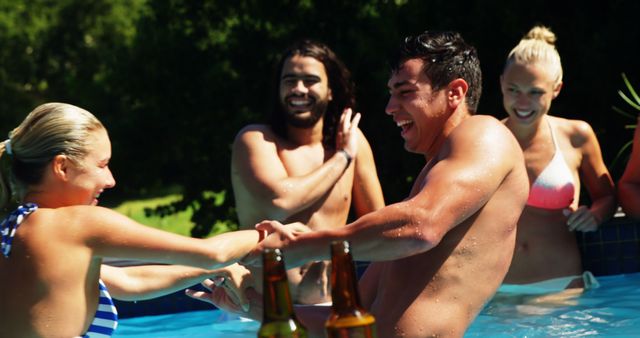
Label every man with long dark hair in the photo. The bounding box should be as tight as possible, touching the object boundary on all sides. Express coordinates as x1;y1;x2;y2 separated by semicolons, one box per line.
229;39;384;304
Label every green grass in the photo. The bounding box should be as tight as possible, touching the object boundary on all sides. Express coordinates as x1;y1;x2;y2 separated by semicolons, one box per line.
111;193;237;237
112;194;196;237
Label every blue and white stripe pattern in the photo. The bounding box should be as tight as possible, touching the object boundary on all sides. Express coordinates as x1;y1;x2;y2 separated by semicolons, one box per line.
1;203;38;257
1;204;118;336
82;279;118;338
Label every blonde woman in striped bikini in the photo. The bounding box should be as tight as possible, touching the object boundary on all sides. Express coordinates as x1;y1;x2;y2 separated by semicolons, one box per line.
0;103;304;337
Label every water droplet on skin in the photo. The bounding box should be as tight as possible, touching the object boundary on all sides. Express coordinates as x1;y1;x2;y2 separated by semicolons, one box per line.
282;182;294;193
394;326;406;337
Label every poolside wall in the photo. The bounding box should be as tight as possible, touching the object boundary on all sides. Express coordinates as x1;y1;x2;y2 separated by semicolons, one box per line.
577;214;640;275
112;214;640;318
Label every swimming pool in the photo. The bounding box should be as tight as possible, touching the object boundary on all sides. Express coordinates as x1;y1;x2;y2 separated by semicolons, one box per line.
113;272;640;337
468;272;640;337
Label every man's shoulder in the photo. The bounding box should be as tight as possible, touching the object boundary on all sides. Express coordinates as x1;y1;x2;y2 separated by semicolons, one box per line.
466;114;502;125
450;114;520;155
234;124;278;145
236;123;274;136
455;114;510;138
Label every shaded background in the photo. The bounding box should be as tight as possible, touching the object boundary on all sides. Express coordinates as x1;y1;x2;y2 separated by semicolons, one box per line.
1;0;638;235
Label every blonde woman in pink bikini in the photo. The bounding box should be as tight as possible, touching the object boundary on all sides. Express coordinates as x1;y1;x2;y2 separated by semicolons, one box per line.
499;26;616;293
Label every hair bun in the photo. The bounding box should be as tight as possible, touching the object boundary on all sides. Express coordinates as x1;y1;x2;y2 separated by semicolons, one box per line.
524;26;556;45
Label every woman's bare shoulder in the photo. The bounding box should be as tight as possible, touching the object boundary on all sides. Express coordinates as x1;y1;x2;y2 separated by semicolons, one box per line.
549;115;596;147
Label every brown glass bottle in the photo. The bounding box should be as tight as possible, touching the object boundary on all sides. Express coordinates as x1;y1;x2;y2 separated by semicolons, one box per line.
325;240;377;338
258;248;308;338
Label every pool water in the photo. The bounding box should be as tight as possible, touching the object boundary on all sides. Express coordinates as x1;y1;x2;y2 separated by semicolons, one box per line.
467;272;640;337
113;310;259;337
113;272;640;337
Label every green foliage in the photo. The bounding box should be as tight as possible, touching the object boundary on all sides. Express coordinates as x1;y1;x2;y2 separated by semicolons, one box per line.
613;73;640;120
98;0;416;237
1;0;639;236
611;73;640;173
113;194;195;236
112;193;235;236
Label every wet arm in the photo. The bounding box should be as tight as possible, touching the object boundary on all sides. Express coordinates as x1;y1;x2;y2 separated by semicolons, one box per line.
232;126;352;222
275;119;522;265
78;207;264;269
100;264;223;301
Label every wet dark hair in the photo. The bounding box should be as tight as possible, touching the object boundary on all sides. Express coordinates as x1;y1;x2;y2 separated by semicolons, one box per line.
269;39;355;149
388;31;482;113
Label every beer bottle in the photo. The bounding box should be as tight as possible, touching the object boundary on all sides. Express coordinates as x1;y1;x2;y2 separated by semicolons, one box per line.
325;240;377;338
258;248;308;338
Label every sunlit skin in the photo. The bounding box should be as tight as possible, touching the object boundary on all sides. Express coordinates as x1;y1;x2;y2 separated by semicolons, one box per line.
501;62;561;130
228;53;384;304
66;130;116;206
385;58;453;157
202;57;530;338
20;128;114;209
500;61;616;285
0;121;305;337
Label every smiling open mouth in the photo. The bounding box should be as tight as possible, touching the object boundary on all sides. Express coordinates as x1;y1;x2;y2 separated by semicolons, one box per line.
515;110;535;119
397;120;413;129
286;96;316;110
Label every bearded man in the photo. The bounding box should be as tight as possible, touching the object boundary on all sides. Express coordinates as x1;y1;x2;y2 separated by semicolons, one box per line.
229;39;385;304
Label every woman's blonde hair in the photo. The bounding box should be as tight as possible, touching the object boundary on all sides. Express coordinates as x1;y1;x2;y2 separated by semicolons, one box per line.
505;25;563;85
0;103;104;207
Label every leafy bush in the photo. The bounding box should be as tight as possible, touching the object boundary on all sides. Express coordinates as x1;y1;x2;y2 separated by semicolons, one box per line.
2;1;639;236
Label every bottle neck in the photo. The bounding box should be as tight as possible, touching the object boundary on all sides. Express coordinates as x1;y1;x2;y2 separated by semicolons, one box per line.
263;253;296;321
330;246;363;313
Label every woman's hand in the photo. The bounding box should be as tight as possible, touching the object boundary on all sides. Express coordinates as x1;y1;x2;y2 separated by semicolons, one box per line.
186;279;263;321
241;220;311;267
185;263;254;312
565;205;599;232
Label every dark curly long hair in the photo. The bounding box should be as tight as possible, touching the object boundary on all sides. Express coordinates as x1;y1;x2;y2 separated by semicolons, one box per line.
269;39;355;149
388;31;482;113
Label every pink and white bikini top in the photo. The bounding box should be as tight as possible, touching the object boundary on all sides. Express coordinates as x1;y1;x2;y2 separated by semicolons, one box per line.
526;120;576;210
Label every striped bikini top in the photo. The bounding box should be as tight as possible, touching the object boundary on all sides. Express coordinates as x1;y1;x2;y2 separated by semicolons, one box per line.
0;204;118;337
1;203;38;257
526;120;576;210
83;280;118;338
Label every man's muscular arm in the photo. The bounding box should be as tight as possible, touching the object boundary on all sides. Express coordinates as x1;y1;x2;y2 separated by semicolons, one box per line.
249;117;525;267
231;109;361;223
